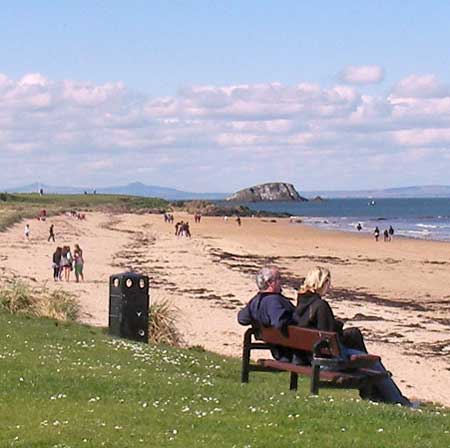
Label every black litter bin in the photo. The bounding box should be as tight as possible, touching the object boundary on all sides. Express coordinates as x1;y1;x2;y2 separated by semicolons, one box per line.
109;272;149;342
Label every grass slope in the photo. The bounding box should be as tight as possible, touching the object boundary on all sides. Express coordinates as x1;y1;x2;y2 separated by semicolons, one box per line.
0;312;448;447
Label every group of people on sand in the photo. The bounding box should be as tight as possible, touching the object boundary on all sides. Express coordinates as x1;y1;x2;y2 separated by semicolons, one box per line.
222;215;242;226
374;225;394;242
175;221;191;237
356;223;395;242
238;265;413;407
66;210;86;220
52;244;84;282
163;213;174;223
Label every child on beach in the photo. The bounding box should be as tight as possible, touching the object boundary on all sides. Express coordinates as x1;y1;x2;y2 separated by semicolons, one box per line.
60;246;73;281
24;224;30;240
52;247;62;281
73;244;84;282
374;226;380;242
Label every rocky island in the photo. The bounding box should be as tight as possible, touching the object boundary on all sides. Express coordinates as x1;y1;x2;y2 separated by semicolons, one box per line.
226;182;307;202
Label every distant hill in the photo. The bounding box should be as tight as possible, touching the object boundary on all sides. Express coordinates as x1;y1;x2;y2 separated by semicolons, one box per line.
4;182;228;201
303;185;450;199
5;182;450;200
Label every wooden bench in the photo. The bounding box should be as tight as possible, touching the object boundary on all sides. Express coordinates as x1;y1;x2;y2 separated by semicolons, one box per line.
241;326;387;395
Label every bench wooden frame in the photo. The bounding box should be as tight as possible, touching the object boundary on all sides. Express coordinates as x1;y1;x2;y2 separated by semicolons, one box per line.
241;326;387;395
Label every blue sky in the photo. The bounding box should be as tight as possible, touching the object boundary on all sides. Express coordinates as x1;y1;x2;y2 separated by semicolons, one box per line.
1;1;450;192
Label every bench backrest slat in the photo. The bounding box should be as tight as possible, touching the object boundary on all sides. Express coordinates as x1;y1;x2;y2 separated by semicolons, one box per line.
260;326;342;357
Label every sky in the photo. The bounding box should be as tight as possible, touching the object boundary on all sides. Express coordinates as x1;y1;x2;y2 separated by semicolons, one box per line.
1;1;450;193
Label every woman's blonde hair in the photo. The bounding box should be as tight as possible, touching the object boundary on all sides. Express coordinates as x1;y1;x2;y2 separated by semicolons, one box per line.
299;266;331;295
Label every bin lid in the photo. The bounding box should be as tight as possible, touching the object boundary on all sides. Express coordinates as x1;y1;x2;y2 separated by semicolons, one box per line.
109;271;148;280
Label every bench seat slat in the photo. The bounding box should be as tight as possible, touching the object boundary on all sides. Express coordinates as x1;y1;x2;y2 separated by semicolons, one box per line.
258;359;386;381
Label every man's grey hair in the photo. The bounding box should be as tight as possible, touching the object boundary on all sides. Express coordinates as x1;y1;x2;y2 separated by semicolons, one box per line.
256;266;280;291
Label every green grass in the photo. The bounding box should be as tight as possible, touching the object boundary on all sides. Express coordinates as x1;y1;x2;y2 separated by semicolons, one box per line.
0;312;448;447
0;193;169;231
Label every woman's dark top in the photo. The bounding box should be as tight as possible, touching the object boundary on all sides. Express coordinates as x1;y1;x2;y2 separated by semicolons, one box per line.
293;291;368;352
293;292;341;332
53;251;61;264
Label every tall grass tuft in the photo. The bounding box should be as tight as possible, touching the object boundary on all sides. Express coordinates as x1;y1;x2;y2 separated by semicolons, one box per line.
149;298;183;346
36;288;80;321
0;280;79;321
0;280;34;313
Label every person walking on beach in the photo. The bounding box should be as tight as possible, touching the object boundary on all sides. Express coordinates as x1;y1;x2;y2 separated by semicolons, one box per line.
181;221;191;237
24;224;30;240
236;216;242;226
389;225;394;241
73;243;84;282
52;247;62;281
48;224;55;242
383;229;389;242
374;226;380;242
175;221;182;236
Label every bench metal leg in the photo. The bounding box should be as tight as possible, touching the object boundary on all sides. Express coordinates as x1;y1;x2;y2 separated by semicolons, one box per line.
289;372;298;391
311;364;320;395
241;329;253;383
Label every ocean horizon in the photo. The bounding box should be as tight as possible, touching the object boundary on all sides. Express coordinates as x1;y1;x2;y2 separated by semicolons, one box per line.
223;198;450;242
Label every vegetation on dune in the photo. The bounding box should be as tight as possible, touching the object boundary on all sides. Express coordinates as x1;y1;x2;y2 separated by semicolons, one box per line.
0;279;182;346
0;193;170;231
0;311;448;447
0;280;80;321
149;298;183;346
0;193;288;234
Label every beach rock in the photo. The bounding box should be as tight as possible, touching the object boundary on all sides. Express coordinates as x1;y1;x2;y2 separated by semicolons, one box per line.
175;200;290;217
226;183;307;202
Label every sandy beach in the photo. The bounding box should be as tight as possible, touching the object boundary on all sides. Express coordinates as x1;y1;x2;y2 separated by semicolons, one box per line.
1;211;449;407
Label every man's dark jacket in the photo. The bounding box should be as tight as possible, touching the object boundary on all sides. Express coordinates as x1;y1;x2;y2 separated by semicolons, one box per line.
238;292;295;331
238;292;295;361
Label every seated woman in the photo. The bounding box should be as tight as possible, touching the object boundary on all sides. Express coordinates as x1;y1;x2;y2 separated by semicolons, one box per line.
293;266;411;407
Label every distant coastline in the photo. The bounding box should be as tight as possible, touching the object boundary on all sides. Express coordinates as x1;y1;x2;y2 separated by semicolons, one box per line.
4;182;450;200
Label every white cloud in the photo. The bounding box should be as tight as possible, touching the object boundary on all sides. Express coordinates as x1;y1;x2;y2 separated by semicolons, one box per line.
19;73;48;87
1;71;450;190
340;65;384;85
391;74;449;98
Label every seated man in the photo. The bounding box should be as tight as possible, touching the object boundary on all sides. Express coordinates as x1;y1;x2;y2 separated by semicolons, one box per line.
237;266;295;362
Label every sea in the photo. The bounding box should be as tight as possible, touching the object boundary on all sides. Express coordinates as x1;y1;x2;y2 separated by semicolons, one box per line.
223;198;450;242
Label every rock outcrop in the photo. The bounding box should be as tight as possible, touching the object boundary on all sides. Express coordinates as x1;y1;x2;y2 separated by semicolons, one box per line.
226;183;307;202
